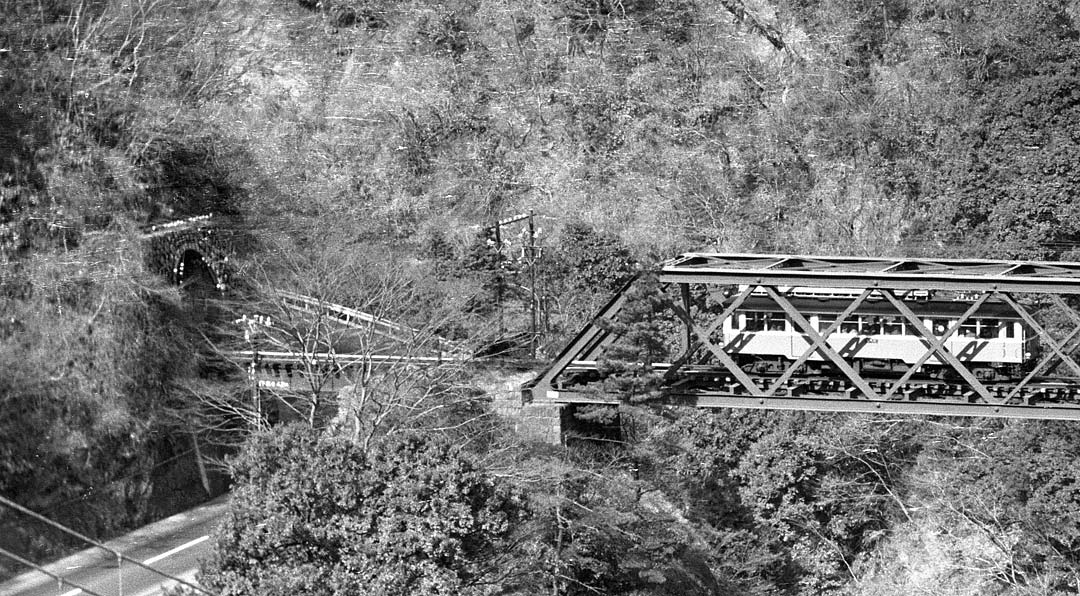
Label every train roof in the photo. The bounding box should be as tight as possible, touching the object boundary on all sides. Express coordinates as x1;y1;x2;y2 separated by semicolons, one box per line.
659;253;1080;295
732;295;1022;317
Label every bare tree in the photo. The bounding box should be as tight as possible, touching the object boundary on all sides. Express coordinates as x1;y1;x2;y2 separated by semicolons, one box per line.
222;236;485;449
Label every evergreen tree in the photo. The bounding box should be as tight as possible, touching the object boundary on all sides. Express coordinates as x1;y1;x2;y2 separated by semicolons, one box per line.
200;425;526;596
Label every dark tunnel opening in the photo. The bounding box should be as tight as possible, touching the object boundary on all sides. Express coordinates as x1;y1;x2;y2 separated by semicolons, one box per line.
178;249;218;297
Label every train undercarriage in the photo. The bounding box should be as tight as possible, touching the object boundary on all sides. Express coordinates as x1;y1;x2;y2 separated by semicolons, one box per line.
677;371;1080;406
556;359;1080;408
732;354;1027;383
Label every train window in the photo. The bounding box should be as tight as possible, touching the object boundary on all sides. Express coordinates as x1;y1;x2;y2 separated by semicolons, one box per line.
839;317;860;333
817;315;836;333
978;319;1000;339
744;312;785;331
745;312;775;331
744;312;766;331
1004;322;1016;339
881;317;905;335
860;317;881;335
958;320;978;337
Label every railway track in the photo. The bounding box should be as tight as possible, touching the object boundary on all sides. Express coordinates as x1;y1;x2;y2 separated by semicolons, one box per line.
675;373;1080;406
557;360;1080;407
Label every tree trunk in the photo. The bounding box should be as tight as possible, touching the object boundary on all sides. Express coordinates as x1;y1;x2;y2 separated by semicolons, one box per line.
192;431;212;496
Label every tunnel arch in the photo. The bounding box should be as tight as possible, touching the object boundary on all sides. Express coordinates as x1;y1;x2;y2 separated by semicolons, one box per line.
170;238;228;293
176;248;219;295
142;219;234;291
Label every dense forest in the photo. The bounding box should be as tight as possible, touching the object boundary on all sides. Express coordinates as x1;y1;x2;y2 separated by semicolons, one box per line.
5;0;1080;593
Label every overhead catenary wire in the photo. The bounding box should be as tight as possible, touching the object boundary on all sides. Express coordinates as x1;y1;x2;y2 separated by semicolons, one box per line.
0;494;214;596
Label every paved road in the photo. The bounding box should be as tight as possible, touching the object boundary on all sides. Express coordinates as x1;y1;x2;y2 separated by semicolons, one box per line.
0;495;230;596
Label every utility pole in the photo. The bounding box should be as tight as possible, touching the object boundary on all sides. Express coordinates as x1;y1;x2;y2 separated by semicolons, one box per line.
488;211;544;356
493;221;504;334
517;210;546;358
527;211;538;358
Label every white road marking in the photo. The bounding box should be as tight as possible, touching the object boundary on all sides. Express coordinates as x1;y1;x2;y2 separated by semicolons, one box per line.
142;535;210;565
38;535;210;596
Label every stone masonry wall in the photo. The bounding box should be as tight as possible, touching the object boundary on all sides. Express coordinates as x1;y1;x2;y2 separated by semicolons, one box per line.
483;371;565;445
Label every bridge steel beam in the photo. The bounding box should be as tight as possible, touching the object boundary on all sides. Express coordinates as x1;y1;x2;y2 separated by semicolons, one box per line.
657;253;1080;295
523;276;638;402
235;350;466;392
542;390;1080;421
529;253;1080;424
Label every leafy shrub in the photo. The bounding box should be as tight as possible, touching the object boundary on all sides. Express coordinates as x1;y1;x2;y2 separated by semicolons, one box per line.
201;426;526;596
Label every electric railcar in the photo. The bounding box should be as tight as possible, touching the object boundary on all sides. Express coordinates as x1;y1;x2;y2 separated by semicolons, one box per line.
721;288;1037;381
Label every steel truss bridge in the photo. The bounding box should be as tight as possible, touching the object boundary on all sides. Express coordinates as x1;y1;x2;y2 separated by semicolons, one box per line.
528;253;1080;420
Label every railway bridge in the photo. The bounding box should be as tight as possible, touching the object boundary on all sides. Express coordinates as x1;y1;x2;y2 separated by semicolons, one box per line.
523;253;1080;443
143;222;1080;443
231;290;471;397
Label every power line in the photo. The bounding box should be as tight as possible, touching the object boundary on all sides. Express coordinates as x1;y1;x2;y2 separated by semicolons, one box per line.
0;494;214;596
0;546;110;596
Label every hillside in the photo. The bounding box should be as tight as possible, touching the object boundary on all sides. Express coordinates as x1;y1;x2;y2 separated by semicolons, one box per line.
5;0;1080;593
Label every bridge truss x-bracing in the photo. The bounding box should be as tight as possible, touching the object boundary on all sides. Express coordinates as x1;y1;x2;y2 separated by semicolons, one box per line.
529;253;1080;419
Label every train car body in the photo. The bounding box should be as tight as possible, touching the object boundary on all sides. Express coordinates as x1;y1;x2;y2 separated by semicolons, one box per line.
721;288;1035;380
